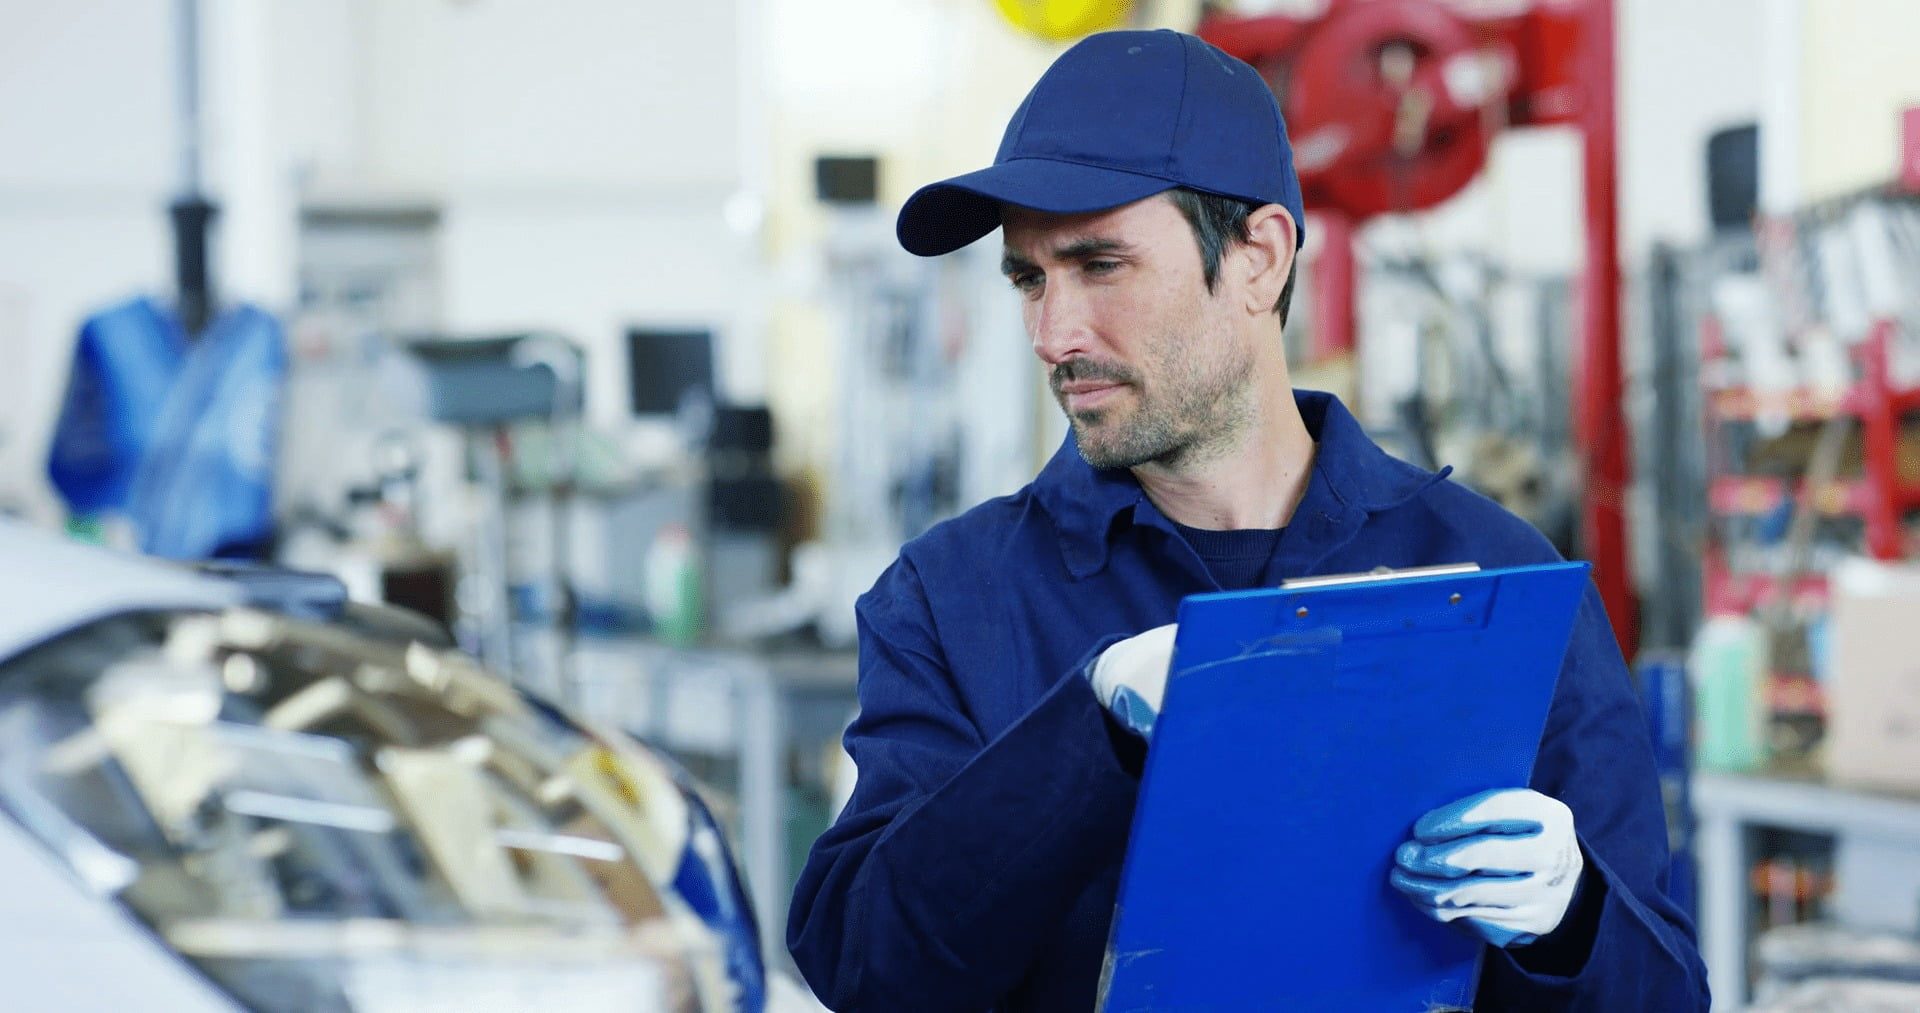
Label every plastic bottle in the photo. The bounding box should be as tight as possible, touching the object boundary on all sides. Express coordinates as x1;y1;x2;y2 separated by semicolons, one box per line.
645;523;704;647
1688;614;1769;772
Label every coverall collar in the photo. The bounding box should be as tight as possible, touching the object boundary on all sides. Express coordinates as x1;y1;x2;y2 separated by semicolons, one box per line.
1035;389;1449;580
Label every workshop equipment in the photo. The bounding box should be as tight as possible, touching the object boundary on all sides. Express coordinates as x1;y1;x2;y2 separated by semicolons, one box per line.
402;334;585;679
1200;0;1637;651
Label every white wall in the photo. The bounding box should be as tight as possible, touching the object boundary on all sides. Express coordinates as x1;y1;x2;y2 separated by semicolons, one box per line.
1797;0;1920;203
0;0;180;522
379;0;764;423
1618;0;1765;256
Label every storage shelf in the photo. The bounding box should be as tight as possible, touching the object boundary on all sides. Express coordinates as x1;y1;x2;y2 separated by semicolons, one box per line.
1703;561;1830;615
1695;772;1920;848
1708;385;1920;422
1694;771;1920;1011
1708;476;1920;517
1765;673;1826;718
1703;319;1919;567
1709;477;1871;516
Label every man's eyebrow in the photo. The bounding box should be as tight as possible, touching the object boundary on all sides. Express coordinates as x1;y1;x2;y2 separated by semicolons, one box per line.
1053;237;1130;261
1001;237;1133;276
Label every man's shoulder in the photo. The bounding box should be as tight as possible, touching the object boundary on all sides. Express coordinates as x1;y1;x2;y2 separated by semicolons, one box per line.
899;482;1049;571
857;480;1063;625
1392;468;1564;569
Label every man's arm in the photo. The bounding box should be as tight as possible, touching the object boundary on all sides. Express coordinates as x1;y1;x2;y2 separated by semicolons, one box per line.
787;555;1139;1011
1478;587;1711;1011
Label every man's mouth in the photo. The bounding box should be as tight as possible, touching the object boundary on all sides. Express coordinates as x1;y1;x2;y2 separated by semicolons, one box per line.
1058;381;1126;411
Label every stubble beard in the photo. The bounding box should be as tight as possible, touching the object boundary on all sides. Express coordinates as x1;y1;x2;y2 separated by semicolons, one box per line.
1059;330;1257;471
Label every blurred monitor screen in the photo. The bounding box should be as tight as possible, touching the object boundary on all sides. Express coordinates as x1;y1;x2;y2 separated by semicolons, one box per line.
627;327;715;416
815;155;879;205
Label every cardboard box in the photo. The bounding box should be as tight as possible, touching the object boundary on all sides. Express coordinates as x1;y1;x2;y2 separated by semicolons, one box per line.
1827;559;1920;793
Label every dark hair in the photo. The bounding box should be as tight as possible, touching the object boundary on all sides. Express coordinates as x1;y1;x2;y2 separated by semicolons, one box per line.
1164;188;1298;328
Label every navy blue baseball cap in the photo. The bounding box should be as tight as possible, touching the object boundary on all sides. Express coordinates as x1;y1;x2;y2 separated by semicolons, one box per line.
896;29;1305;257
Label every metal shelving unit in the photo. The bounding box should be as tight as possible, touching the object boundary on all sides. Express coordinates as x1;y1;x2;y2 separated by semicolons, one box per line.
1694;772;1920;1010
1687;185;1920;1008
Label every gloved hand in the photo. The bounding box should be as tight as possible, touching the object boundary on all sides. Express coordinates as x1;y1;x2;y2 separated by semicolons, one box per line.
1086;623;1177;739
1389;788;1585;949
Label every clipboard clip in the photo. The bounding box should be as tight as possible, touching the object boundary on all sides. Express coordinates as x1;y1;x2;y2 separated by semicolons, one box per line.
1279;562;1481;590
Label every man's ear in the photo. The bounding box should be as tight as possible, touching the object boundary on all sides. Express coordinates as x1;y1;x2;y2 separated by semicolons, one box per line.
1238;205;1297;316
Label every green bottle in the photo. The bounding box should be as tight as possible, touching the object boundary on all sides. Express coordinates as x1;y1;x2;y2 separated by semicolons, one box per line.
1689;614;1769;772
645;523;703;646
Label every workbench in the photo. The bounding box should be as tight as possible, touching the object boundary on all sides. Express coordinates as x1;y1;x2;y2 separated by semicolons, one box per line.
1692;771;1920;1009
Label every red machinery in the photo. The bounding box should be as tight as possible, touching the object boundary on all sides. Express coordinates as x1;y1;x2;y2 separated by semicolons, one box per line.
1200;0;1634;653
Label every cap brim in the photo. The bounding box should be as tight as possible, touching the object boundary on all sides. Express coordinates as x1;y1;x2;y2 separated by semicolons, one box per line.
895;158;1180;257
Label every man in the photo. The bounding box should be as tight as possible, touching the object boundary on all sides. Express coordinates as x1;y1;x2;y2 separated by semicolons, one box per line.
789;29;1707;1012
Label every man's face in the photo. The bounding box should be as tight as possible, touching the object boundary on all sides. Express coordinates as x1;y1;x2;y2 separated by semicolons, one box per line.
1001;195;1255;471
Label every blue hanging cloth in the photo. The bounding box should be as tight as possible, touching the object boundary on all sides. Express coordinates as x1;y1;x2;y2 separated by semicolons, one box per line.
47;296;287;560
45;297;189;516
128;303;286;559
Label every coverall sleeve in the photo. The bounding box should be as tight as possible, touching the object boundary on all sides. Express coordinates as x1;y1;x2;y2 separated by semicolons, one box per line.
1478;586;1712;1011
786;555;1139;1012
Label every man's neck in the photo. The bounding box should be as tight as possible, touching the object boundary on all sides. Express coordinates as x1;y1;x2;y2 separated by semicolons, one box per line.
1131;390;1317;531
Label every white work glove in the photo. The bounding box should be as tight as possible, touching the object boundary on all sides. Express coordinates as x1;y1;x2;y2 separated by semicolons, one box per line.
1389;788;1585;949
1086;623;1177;740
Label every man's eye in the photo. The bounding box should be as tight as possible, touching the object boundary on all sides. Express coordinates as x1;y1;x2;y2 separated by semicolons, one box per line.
1085;260;1120;276
1010;273;1043;294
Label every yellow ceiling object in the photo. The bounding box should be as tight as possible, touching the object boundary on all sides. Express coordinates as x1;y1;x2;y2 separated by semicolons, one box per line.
992;0;1135;43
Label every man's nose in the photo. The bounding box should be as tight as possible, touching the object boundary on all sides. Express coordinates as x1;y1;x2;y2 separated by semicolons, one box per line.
1029;281;1093;366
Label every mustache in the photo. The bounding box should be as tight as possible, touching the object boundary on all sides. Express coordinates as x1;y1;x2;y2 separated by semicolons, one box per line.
1050;359;1138;393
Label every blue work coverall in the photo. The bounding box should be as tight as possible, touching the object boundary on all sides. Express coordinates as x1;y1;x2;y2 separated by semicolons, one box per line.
789;391;1709;1011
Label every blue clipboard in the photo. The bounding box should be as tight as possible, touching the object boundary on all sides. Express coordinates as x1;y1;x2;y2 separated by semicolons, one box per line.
1099;561;1591;1012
